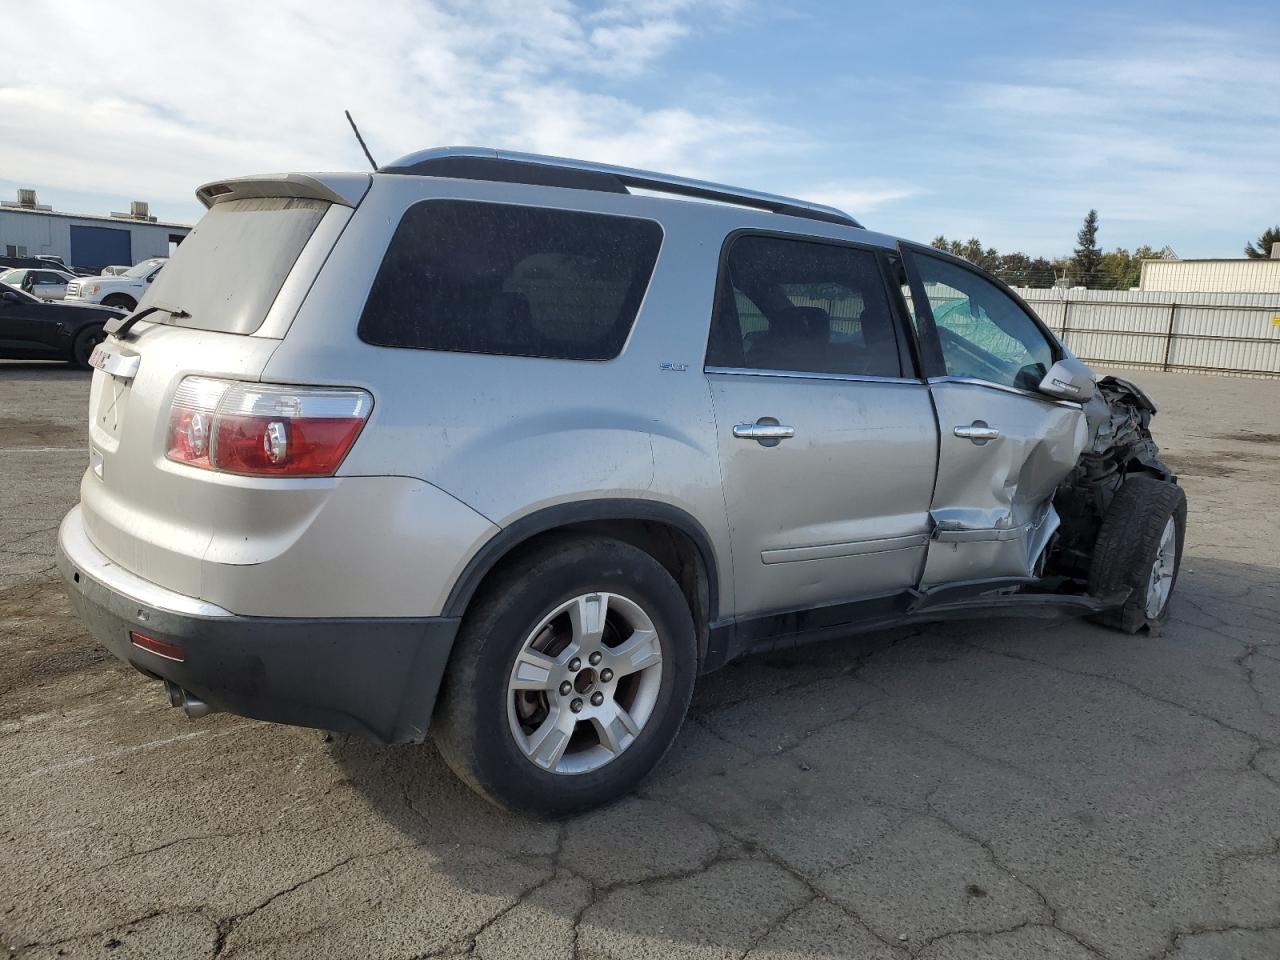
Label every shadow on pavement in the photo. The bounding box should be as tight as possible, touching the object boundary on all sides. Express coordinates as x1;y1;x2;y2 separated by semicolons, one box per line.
325;553;1279;957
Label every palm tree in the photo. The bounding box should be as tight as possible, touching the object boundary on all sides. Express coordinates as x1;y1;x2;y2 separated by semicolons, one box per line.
1244;226;1280;259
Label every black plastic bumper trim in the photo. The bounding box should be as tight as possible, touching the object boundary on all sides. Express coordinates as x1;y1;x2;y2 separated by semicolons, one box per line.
56;545;459;744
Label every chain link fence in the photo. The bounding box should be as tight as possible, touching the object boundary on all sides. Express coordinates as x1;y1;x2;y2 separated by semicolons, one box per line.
1012;287;1280;378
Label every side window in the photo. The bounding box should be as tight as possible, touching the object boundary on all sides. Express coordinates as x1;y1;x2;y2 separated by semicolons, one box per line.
706;235;902;378
359;200;662;361
911;253;1054;391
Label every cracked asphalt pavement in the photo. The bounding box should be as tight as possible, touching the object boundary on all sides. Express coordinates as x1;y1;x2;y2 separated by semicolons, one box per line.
2;361;1279;960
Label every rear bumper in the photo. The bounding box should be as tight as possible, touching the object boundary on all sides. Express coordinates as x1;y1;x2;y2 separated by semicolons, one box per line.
56;506;460;744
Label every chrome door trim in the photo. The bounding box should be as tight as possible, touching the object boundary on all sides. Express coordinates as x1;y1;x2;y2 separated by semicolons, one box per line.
706;365;921;385
762;533;930;565
931;523;1030;544
927;375;1084;409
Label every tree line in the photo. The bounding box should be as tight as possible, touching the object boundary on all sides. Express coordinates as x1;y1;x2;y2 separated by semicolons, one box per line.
932;214;1280;290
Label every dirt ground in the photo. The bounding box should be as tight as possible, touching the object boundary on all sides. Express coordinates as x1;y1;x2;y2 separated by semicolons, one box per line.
2;361;1279;960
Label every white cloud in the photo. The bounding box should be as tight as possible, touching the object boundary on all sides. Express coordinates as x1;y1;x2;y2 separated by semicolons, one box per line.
1;0;872;223
803;183;921;220
929;23;1280;254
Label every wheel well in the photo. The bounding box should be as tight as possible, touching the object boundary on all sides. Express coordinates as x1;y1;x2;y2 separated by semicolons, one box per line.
455;519;714;669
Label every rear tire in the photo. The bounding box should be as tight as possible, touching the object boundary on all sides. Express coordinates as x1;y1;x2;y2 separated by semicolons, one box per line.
1088;475;1187;633
433;535;697;817
71;325;105;370
102;294;136;311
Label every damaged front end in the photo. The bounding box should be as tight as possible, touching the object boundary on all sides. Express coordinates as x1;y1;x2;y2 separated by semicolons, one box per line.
1047;376;1176;582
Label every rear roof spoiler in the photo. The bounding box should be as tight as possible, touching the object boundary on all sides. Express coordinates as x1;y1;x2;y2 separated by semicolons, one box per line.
195;173;372;210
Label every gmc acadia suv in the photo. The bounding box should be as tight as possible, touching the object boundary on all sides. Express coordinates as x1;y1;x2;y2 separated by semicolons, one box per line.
56;148;1185;815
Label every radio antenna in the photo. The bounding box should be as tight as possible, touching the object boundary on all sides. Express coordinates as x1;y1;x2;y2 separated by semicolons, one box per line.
345;110;378;171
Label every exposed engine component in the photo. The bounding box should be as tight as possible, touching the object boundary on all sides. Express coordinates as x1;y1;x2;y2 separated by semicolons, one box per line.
1049;376;1177;581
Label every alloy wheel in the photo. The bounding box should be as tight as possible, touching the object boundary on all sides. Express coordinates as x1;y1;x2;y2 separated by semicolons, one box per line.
506;592;663;775
1145;517;1177;618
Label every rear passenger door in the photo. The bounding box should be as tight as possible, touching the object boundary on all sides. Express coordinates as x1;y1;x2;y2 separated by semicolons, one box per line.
705;233;938;621
902;248;1087;588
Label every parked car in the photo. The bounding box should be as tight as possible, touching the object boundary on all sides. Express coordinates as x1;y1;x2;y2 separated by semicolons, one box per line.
56;148;1186;815
0;267;77;300
0;255;93;277
0;283;124;367
63;257;165;311
2;255;62;274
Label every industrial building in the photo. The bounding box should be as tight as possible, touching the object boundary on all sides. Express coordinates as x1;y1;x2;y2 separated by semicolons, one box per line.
0;189;191;273
1140;246;1280;293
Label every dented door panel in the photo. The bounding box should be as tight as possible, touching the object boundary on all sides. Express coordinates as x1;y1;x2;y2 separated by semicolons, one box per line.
921;379;1087;586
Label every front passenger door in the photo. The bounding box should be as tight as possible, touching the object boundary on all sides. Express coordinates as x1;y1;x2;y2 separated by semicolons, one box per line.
904;249;1087;588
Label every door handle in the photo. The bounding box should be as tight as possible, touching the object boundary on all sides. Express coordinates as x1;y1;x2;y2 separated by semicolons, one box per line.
733;420;796;445
954;421;999;444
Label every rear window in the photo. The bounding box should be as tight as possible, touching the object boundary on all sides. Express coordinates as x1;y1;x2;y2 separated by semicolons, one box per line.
142;197;329;335
358;200;663;360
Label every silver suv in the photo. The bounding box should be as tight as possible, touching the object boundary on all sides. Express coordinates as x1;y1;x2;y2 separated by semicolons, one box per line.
57;147;1186;815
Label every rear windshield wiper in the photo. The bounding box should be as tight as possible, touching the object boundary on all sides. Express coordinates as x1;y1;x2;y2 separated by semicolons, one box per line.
105;302;191;340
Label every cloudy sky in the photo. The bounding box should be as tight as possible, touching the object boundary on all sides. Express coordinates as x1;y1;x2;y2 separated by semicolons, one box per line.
2;0;1276;258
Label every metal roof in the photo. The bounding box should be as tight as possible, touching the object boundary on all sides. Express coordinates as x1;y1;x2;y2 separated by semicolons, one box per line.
0;204;192;231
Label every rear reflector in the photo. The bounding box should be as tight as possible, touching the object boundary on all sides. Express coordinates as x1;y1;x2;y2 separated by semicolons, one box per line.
165;377;372;477
130;631;185;662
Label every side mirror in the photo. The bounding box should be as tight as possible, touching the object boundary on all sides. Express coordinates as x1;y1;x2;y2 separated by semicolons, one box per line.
1038;357;1096;402
1;289;21;304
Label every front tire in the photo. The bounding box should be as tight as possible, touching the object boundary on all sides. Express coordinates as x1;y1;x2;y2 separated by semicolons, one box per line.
433;535;697;817
1088;475;1187;633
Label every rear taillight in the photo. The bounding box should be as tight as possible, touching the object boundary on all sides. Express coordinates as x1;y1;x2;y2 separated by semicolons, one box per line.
165;377;372;478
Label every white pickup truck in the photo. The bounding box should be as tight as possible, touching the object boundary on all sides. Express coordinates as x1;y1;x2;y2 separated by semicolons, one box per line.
64;258;166;311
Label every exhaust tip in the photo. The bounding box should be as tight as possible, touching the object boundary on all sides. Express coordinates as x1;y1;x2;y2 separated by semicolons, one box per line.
164;680;183;708
163;680;217;720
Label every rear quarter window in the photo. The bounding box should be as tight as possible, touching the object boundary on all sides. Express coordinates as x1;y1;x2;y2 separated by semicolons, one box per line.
358;199;663;360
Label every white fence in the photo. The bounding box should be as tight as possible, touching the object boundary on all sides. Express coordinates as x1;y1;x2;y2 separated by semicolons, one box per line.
1011;287;1280;378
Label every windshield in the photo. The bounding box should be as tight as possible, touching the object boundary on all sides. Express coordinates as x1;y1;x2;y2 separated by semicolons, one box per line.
123;260;163;278
140;197;330;335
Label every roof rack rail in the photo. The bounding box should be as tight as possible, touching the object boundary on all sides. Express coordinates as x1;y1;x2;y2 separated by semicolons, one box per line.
378;147;862;228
